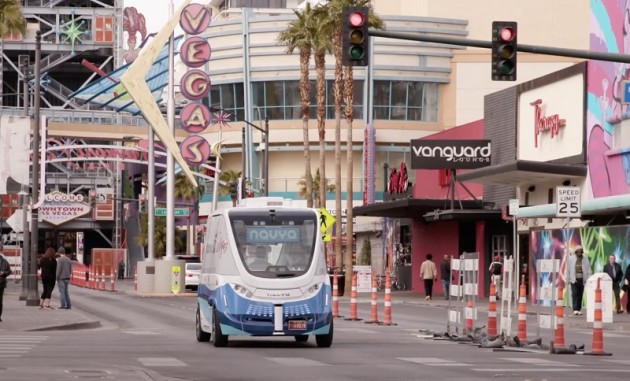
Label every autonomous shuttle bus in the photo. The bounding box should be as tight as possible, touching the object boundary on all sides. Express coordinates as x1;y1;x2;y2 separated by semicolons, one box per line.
195;198;333;347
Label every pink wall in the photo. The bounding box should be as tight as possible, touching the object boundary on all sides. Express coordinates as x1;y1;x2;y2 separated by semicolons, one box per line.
413;120;484;200
411;220;458;293
476;220;486;297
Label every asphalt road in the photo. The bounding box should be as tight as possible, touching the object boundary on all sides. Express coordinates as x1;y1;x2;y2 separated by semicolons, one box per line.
2;285;630;381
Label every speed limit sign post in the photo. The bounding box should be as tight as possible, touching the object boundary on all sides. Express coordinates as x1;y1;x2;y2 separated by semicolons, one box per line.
556;186;581;218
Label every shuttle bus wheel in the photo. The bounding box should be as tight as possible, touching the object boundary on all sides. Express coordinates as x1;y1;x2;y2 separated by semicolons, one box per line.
211;308;229;347
315;319;333;348
196;307;210;342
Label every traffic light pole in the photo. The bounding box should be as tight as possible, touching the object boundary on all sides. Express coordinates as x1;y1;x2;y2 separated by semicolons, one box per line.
368;30;630;64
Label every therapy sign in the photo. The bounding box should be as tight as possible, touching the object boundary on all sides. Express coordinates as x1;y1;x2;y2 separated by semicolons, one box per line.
410;139;492;169
39;191;91;226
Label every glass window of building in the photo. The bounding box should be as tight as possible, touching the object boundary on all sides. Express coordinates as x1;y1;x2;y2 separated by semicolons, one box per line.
374;81;438;122
206;83;245;121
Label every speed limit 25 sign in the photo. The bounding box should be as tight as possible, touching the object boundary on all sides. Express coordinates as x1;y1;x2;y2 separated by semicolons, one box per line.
556;186;581;218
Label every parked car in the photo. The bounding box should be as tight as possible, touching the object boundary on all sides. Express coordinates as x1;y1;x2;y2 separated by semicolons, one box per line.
185;262;202;291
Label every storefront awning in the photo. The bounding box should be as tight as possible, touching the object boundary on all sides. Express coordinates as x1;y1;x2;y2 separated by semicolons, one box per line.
353;198;497;220
422;208;502;222
455;160;587;186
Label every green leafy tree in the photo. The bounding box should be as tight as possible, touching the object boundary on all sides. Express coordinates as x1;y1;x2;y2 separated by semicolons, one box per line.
278;3;316;207
327;0;385;290
0;0;26;107
297;168;335;208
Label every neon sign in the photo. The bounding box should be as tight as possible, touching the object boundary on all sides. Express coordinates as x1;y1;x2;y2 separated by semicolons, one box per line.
530;99;566;148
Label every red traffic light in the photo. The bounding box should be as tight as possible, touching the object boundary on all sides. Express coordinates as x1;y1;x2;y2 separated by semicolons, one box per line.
498;27;515;42
349;11;365;27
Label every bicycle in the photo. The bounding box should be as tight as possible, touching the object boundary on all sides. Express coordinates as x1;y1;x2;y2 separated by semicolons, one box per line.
376;268;406;291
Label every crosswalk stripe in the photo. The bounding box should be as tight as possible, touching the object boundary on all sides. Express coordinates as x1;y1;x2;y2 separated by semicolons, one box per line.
138;357;187;367
0;336;47;358
499;357;579;367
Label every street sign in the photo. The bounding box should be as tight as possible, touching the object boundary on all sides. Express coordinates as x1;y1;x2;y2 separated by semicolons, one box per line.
508;199;519;216
623;81;630;104
556;186;581;218
321;233;332;242
318;208;336;232
154;208;190;217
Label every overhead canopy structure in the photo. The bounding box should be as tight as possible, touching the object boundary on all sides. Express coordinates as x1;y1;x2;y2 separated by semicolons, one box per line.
69;36;183;115
456;160;587;186
353;198;500;222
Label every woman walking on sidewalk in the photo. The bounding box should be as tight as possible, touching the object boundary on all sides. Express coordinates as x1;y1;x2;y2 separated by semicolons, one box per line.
38;247;57;309
420;253;438;300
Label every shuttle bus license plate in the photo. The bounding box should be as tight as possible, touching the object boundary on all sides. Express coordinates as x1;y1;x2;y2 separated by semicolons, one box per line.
288;320;306;330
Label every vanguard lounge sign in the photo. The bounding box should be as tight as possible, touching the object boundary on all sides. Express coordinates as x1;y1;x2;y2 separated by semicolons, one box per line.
410;139;492;169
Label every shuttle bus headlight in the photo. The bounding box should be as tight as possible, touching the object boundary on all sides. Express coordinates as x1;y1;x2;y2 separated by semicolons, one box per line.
232;283;253;298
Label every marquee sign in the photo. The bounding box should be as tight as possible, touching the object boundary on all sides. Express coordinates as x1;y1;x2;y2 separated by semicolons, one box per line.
39;191;91;226
531;98;566;148
410;139;492;169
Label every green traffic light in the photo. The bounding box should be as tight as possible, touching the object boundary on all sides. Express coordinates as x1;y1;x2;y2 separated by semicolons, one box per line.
497;60;514;75
350;46;364;60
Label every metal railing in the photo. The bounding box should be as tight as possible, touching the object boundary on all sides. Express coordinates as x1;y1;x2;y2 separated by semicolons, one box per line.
0;106;146;126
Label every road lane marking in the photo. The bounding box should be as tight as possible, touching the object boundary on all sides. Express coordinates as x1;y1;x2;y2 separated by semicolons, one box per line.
0;336;47;358
138;357;187;367
499;358;579;367
266;358;329;367
397;357;470;366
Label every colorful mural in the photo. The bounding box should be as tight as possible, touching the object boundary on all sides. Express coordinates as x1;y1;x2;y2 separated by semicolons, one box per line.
588;0;630;197
530;225;630;303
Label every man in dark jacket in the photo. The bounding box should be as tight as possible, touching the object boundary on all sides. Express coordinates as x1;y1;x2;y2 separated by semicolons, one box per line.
0;246;13;322
440;254;451;300
603;254;624;314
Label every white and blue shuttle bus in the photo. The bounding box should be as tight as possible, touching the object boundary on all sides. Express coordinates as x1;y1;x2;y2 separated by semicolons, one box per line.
195;198;333;347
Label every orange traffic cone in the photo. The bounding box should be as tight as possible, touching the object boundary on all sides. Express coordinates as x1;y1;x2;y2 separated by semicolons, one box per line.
585;278;612;356
465;299;474;334
365;271;381;324
380;270;396;326
517;275;527;342
345;272;362;321
553;284;566;349
487;281;497;336
110;270;116;292
332;270;343;318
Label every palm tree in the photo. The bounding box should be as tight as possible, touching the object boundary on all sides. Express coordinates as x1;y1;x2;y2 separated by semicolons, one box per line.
0;0;26;107
278;3;316;208
218;169;243;195
135;206;184;259
297;168;335;208
327;0;385;291
173;171;205;255
312;5;335;212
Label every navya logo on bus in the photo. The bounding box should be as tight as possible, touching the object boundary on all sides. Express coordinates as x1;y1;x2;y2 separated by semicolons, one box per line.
246;227;301;243
410;139;492;170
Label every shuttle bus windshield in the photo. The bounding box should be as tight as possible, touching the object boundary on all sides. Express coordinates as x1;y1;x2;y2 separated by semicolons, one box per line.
229;209;316;278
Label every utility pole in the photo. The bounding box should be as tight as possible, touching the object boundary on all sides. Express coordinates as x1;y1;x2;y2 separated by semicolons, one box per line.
26;31;41;307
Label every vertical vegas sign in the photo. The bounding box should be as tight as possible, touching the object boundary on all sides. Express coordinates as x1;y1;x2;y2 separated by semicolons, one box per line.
556;186;581;218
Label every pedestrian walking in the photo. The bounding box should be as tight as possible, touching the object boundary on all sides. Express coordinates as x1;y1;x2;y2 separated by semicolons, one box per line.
565;246;591;315
440;254;451;299
56;247;72;310
39;247;57;309
118;259;125;280
0;246;13;322
623;263;630;314
603;254;623;313
420;253;437;300
488;256;503;299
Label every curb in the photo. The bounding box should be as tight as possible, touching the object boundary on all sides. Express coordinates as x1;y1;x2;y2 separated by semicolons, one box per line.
24;320;102;332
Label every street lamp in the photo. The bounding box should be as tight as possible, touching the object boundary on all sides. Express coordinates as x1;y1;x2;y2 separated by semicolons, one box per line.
18;190;29;301
208;107;270;198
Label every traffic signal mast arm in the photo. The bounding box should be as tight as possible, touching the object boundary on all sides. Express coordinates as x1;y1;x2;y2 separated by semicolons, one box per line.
368;29;630;64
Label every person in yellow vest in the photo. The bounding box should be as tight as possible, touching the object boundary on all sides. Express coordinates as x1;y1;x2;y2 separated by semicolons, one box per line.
420;253;438;300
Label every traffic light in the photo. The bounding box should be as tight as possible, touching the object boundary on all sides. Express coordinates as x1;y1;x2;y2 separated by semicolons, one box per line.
229;181;238;200
139;194;147;213
88;190;97;209
491;21;517;81
342;6;369;67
